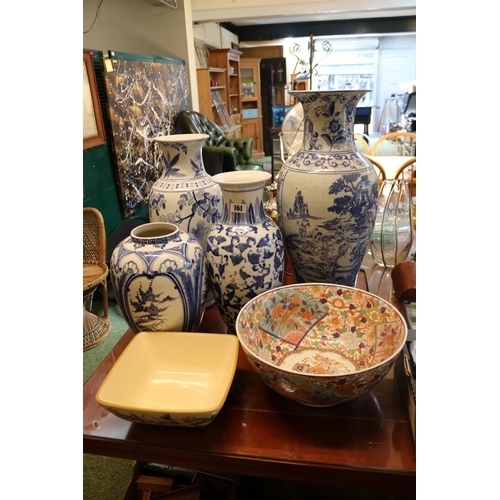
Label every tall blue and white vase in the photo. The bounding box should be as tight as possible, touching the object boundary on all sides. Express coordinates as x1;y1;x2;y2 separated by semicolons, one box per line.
206;171;285;333
150;133;223;306
110;222;206;333
277;90;379;286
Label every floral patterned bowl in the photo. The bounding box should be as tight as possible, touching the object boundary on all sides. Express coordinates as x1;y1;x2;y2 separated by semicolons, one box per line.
235;283;407;407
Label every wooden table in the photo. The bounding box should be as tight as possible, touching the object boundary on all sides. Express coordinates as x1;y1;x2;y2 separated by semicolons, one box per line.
83;270;416;492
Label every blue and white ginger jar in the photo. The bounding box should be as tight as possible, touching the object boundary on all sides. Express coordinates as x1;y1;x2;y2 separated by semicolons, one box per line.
110;222;206;333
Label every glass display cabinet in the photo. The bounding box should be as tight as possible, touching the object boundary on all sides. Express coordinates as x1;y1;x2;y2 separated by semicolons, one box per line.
240;58;264;158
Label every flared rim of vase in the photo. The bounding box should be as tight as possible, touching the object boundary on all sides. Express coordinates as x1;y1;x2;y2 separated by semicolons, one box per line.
153;133;209;143
211;170;271;189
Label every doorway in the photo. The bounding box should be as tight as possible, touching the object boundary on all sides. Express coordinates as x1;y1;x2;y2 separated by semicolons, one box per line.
375;54;413;133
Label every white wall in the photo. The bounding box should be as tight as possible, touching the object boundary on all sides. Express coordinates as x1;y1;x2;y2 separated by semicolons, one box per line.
83;0;199;110
221;27;239;49
194;23;222;49
193;22;239;49
374;35;416;131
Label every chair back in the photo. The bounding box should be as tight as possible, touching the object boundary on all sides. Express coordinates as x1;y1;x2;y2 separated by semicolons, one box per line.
371;132;416;156
174;110;263;172
354;134;370;154
364;156;387;188
83;207;110;350
394;157;416;197
83;207;107;265
175;110;226;147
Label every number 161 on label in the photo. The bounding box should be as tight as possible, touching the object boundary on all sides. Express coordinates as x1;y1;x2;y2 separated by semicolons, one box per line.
230;203;247;213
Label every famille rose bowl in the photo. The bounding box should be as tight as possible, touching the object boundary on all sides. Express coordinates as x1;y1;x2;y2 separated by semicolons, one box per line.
235;283;407;407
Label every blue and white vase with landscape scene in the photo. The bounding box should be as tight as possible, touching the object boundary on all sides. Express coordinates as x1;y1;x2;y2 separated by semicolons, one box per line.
277;90;378;286
149;133;223;305
206;171;284;333
110;222;206;333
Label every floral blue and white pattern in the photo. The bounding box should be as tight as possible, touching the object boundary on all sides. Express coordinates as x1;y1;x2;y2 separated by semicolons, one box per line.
206;171;284;333
110;222;206;333
277;91;378;286
150;134;222;249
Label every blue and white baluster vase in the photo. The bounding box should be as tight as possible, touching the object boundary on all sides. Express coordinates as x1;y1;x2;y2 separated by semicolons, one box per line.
277;90;379;286
206;171;284;333
110;222;206;333
150;133;223;307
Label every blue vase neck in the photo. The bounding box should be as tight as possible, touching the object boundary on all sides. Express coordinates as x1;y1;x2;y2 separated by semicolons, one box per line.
212;171;271;225
293;90;369;152
154;134;208;179
220;186;267;225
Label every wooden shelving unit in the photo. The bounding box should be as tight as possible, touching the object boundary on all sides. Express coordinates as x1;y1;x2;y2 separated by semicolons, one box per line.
197;67;233;130
241;58;264;158
209;48;243;126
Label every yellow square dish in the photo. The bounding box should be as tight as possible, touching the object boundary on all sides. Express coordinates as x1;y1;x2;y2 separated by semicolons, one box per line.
96;331;239;426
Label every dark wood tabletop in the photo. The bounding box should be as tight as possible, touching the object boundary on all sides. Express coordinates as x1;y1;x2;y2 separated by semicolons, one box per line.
83;268;416;492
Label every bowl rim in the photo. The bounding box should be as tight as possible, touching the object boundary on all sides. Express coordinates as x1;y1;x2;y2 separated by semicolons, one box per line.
95;331;240;414
235;282;408;378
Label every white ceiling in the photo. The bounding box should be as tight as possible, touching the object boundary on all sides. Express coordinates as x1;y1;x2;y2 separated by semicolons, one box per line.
190;0;416;27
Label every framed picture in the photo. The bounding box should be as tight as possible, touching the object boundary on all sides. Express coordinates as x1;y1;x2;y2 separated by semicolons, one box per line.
103;52;190;216
83;50;106;149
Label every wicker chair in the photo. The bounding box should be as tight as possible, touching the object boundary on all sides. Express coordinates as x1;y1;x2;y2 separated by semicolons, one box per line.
83;207;111;350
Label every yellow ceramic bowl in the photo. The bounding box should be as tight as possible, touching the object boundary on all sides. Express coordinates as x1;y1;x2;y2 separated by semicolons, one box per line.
96;331;239;426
